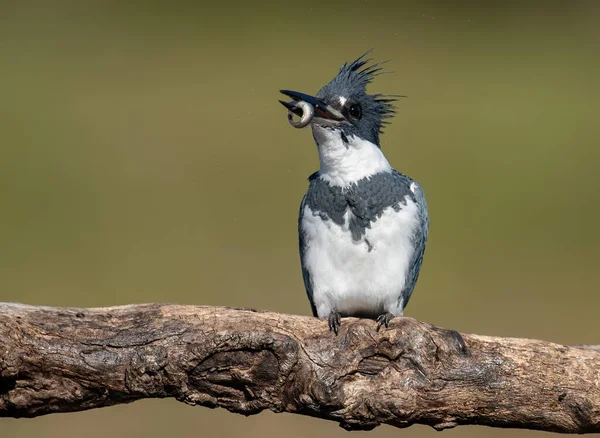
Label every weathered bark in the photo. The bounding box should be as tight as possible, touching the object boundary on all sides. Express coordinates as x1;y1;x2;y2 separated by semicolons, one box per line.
0;303;598;433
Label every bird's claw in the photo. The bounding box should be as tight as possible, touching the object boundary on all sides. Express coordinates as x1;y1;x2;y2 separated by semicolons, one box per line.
328;311;342;335
376;313;395;331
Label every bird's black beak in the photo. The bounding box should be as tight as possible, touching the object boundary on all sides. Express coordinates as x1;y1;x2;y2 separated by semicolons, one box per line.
279;90;346;128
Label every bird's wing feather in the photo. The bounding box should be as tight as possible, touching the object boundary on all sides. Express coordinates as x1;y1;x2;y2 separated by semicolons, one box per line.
298;194;318;317
401;179;429;308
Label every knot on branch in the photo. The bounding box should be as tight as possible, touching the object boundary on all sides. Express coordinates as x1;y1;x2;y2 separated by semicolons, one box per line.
182;331;300;415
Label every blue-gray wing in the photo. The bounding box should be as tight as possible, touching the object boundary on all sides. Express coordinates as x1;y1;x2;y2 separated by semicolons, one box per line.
298;194;318;317
401;180;429;308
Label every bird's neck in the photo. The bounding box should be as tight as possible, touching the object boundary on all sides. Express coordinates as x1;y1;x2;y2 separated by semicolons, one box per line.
312;126;391;187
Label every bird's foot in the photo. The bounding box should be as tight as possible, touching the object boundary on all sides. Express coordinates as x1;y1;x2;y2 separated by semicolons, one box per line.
328;311;342;335
376;312;395;331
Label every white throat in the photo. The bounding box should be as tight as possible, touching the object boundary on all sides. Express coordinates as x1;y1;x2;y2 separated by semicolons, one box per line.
312;126;392;187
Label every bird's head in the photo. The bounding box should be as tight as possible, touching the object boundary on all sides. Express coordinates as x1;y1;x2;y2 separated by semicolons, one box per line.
280;52;399;147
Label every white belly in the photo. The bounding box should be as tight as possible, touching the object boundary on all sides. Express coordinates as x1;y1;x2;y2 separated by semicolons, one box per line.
301;198;419;319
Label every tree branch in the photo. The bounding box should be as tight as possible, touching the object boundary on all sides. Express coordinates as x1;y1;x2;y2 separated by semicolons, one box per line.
0;303;598;433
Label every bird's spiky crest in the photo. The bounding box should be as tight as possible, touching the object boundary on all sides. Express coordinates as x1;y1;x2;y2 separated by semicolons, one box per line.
317;52;400;144
337;51;385;88
333;51;398;118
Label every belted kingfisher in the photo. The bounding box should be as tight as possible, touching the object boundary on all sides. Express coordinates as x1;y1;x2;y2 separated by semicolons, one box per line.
279;53;429;334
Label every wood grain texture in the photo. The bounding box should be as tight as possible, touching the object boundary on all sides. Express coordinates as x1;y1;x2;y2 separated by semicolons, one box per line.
0;303;598;433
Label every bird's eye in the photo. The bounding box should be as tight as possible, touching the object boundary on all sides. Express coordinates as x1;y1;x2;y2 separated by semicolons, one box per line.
348;104;362;119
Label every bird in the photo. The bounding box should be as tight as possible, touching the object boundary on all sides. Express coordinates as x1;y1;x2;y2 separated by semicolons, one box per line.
279;53;429;335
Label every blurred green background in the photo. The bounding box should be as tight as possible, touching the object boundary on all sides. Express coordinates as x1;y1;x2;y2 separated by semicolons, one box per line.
1;1;599;437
